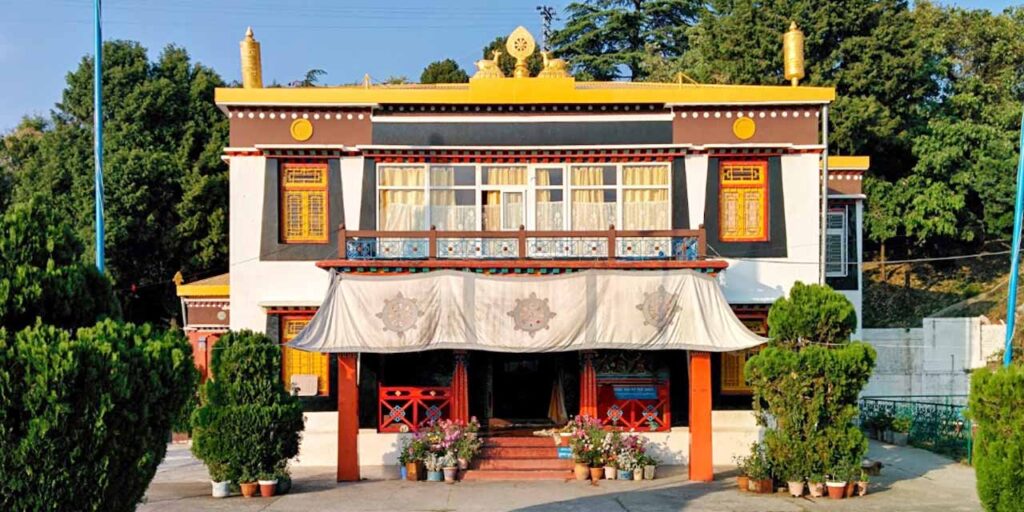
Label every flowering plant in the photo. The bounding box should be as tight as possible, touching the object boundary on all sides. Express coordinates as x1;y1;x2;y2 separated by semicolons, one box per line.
399;435;429;464
455;417;483;461
440;451;458;469
567;415;606;466
424;452;444;472
600;430;623;467
616;433;648;470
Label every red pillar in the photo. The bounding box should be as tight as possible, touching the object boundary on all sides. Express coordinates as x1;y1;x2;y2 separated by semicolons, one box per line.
689;351;713;482
337;353;360;482
580;351;597;418
451;351;469;423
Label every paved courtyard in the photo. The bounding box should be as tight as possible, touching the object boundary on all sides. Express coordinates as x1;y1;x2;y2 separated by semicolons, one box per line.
140;441;980;511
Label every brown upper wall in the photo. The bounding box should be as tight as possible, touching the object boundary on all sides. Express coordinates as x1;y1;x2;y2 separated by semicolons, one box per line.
672;106;819;146
227;107;372;148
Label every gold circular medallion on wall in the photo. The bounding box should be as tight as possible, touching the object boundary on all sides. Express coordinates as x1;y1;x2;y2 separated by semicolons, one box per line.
290;119;314;141
732;117;756;140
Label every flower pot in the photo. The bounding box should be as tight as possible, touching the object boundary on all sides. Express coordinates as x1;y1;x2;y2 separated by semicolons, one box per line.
750;478;773;494
210;480;230;498
787;481;805;497
399;465;408;480
239;482;259;498
458;458;469;470
893;432;909;446
604;466;617;480
737;475;749;492
590;467;603;481
633;468;643;481
845;481;856;498
808;482;824;498
427;470;444;482
826;482;847;500
443;467;458;484
617;469;632;480
406;461;425;481
856;480;869;496
574;463;590;481
258;479;277;498
643;465;656;480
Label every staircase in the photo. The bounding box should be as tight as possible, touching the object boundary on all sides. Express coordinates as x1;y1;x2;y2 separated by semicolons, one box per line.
461;436;574;481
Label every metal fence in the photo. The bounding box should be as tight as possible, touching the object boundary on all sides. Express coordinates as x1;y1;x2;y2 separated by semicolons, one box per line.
859;395;972;462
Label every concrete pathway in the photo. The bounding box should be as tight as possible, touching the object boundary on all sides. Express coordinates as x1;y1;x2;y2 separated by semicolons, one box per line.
140;441;980;511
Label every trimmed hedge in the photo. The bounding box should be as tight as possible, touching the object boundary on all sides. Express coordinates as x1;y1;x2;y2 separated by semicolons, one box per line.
968;364;1024;511
0;320;198;511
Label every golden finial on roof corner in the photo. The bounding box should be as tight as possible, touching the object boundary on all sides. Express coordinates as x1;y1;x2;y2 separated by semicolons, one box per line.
537;51;570;78
172;271;184;287
240;26;263;88
783;21;805;87
506;26;536;78
472;50;505;79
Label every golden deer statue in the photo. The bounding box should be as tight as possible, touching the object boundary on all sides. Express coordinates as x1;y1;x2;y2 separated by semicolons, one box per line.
472;51;505;79
538;51;570;78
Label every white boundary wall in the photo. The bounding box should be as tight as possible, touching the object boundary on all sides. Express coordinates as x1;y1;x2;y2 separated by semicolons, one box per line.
861;317;1004;397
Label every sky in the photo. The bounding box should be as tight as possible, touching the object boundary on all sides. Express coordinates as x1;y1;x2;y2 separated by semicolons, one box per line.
0;0;1019;131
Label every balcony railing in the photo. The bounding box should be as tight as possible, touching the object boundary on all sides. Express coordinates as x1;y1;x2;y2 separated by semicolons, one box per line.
378;385;452;433
597;378;671;432
338;225;707;261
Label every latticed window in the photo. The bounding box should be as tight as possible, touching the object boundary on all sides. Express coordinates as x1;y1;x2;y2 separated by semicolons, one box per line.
719;162;768;242
826;208;848;277
281;317;330;395
281;164;328;243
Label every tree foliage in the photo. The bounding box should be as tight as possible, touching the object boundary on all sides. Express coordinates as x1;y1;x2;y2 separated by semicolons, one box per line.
420;59;469;84
0;320;198;511
767;282;857;345
968;364;1024;511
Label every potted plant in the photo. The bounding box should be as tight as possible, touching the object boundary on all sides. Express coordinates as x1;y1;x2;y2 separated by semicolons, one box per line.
616;450;636;481
825;468;847;500
781;454;806;497
424;452;444;482
856;470;870;496
208;462;231;498
239;469;259;498
441;452;459;484
274;464;292;495
398;447;409;480
258;471;278;497
641;453;658;480
589;458;604;482
808;475;825;498
567;415;603;481
733;454;750;492
455;418;482;470
601;430;621;480
891;415;911;446
745;444;772;494
404;436;427;481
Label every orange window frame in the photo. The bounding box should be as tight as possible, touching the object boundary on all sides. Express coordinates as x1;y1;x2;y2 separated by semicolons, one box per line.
719;161;769;242
721;315;766;394
280;315;330;396
280;162;329;244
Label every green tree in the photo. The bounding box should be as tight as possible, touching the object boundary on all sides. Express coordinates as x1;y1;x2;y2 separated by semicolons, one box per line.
550;0;700;80
0;197;119;331
420;59;470;84
1;41;229;324
969;363;1024;511
767;282;857;346
480;36;544;78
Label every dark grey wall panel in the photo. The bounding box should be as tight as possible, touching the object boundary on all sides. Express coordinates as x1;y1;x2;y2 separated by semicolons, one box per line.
671;157;689;229
359;158;377;230
703;156;788;258
260;158;344;261
372;121;672;146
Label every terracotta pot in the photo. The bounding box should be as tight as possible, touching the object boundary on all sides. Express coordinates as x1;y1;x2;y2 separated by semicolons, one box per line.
457;458;469;470
856;480;869;496
826;482;847;500
604;466;617;480
574;462;590;481
787;481;805;497
258;480;277;498
845;481;856;498
808;482;824;498
239;482;259;498
737;475;749;492
751;478;773;494
443;467;458;484
406;461;425;481
590;467;604;481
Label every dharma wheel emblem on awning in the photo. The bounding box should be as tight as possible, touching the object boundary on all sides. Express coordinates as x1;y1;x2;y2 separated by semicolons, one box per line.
508;292;556;337
637;285;679;329
376;292;423;335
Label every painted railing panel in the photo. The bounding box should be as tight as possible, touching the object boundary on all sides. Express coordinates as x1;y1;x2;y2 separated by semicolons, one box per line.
378;386;452;433
340;226;706;262
596;378;671;432
859;395;972;462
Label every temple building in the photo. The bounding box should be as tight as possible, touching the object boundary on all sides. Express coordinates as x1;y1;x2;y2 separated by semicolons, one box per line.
213;24;867;482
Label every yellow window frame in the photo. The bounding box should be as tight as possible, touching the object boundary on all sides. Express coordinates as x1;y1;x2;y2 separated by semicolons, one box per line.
281;316;330;395
719;161;768;242
281;163;329;243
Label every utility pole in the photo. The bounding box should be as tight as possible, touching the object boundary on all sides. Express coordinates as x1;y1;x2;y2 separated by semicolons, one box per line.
537;5;557;51
94;0;105;273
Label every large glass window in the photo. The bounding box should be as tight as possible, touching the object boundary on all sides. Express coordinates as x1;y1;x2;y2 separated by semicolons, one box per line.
430;165;477;231
482;166;526;231
378;166;426;230
281;163;328;243
622;164;670;230
570;165;617;230
719;161;768;242
535;167;565;231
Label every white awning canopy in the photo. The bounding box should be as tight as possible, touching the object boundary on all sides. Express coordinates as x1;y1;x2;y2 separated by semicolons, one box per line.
288;269;767;353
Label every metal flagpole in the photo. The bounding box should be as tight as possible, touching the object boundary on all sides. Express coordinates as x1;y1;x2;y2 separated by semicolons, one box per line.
1003;111;1024;367
94;0;105;273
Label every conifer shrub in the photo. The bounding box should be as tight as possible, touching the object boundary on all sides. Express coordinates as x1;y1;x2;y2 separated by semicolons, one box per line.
191;330;304;483
0;320;198;511
968;364;1024;511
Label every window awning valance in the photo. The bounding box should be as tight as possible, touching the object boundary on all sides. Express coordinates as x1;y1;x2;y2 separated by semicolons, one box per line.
287;269;767;354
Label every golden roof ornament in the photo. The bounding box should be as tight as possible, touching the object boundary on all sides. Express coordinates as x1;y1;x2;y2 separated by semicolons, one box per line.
505;26;536;78
240;27;263;89
472;50;505;79
783;21;805;87
537;51;570;78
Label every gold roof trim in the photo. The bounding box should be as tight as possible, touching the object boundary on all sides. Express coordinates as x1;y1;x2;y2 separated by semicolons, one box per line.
176;273;230;297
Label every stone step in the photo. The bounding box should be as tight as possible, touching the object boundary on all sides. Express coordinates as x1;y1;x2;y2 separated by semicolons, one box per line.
460;469;573;481
475;458;574;471
479;446;560;459
482;436;559;448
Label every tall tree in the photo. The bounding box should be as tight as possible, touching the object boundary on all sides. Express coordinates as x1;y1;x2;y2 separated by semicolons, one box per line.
420;59;469;84
549;0;701;80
